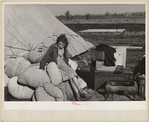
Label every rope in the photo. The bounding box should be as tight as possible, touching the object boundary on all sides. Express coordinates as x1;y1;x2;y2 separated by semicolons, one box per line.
5;28;27;47
9;46;15;55
5;45;30;51
5;54;19;58
77;55;89;66
9;23;29;46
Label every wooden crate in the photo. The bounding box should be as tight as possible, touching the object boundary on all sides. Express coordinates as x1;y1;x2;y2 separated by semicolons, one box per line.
89;59;133;90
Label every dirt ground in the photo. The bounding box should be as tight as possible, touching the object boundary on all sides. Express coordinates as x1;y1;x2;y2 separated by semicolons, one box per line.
5;86;145;101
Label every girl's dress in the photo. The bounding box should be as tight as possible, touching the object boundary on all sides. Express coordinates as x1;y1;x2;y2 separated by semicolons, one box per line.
57;48;77;81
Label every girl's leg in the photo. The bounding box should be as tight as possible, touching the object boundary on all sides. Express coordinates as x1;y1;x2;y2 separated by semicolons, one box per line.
69;78;80;100
72;77;92;98
71;76;82;91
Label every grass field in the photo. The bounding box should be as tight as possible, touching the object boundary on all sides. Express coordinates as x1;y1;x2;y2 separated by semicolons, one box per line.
65;23;145;32
72;29;145;71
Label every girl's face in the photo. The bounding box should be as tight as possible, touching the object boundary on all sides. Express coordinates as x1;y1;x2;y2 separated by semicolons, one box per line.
58;41;66;50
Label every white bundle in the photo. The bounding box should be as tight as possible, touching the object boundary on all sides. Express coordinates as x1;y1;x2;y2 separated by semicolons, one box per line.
8;76;34;100
4;73;10;87
25;43;48;63
5;57;31;78
78;77;87;89
18;66;51;88
68;59;78;71
34;87;56;101
46;62;62;85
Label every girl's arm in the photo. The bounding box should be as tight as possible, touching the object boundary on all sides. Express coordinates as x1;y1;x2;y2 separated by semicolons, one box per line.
66;49;72;59
64;49;72;65
39;47;52;70
52;48;58;64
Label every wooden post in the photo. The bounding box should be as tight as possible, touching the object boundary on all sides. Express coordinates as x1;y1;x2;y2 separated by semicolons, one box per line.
89;58;96;89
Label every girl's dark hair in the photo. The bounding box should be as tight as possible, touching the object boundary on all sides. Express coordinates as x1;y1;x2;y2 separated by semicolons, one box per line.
56;34;69;61
56;34;68;49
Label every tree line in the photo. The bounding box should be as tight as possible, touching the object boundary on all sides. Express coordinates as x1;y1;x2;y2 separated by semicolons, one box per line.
65;11;91;20
58;11;145;20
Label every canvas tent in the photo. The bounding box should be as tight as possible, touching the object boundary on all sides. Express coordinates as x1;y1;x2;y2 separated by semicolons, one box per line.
4;4;94;61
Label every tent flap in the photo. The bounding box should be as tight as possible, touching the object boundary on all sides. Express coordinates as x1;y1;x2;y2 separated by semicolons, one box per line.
5;4;94;61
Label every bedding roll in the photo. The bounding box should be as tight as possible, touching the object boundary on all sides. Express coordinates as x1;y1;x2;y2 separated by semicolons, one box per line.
8;76;34;100
4;73;10;87
34;87;56;101
18;66;51;88
46;62;62;85
27;43;48;63
78;77;87;89
4;57;31;78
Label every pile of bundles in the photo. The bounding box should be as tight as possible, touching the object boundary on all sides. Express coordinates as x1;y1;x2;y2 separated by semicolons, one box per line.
4;43;88;101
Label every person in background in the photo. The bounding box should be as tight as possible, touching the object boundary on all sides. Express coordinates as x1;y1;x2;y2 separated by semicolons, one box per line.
133;55;145;77
132;45;145;80
39;34;91;101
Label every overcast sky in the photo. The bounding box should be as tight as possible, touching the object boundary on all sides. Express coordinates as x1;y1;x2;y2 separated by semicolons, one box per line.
44;4;145;16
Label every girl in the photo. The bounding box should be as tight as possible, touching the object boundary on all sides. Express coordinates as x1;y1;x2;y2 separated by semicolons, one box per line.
39;34;90;100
